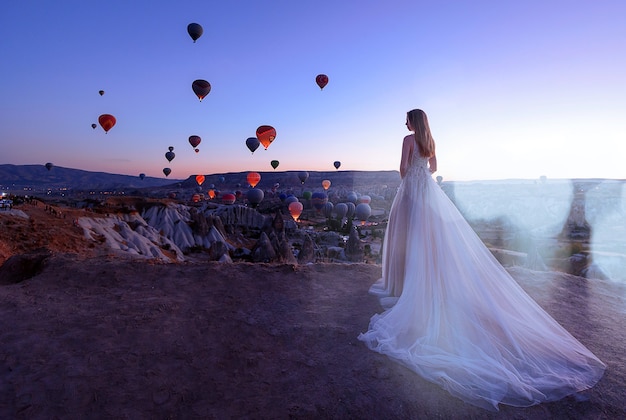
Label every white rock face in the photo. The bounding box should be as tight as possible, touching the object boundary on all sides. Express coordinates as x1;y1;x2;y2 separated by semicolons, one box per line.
78;214;184;262
77;202;249;262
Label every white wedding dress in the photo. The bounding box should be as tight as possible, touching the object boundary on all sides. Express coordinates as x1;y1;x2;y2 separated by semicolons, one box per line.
358;153;606;411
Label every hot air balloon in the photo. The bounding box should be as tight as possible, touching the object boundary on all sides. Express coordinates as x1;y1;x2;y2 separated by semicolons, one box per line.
436;175;443;185
139;173;146;180
222;193;236;205
355;203;372;222
196;175;205;186
192;79;211;101
99;90;104;96
195;148;200;153
219;176;225;183
44;162;54;171
311;192;328;211
288;201;303;222
359;195;371;204
187;23;203;42
284;195;298;205
163;168;171;177
270;160;279;170
316;74;329;90
165;150;175;162
246;137;260;154
302;191;312;200
208;189;216;199
192;193;201;203
247;172;261;188
346;202;356;218
297;171;309;184
91;123;97;129
333;161;341;170
322;179;331;190
256;125;276;150
98;114;116;133
346;191;358;204
189;135;201;148
334;202;348;219
322;202;334;218
246;188;264;207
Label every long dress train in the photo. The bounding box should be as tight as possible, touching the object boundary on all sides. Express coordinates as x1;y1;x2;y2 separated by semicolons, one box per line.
358;153;606;411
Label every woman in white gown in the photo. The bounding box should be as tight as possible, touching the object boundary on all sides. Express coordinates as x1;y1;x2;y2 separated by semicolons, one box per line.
358;109;605;411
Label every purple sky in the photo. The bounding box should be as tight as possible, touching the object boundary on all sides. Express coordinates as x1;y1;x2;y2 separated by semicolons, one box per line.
1;0;625;181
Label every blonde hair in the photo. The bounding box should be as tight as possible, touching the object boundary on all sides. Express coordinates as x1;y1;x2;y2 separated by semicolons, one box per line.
407;109;435;157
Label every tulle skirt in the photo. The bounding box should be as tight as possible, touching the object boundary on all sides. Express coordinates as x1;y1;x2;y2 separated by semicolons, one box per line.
359;167;605;410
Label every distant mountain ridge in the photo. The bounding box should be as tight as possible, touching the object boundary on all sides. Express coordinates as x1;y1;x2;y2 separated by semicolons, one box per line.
0;164;402;192
0;164;180;190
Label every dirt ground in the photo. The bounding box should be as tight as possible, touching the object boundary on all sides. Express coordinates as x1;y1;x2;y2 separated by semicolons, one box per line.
0;205;625;418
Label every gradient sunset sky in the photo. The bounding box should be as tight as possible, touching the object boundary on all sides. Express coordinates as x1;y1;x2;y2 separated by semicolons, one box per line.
1;0;624;181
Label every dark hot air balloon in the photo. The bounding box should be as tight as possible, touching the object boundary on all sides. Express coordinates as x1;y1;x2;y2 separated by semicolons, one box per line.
163;168;171;177
270;160;279;170
139;173;146;180
297;171;309;184
165;147;175;162
316;74;329;90
187;23;203;42
192;79;211;101
333;160;341;170
189;135;201;148
98;114;116;133
246;188;264;207
246;137;260;153
99;90;104;96
44;162;54;171
91;123;97;129
256;125;276;150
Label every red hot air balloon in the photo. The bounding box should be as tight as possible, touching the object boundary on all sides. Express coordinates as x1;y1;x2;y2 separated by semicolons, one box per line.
316;74;329;90
98;114;116;133
247;172;261;188
196;175;205;186
192;80;211;101
221;193;236;205
189;135;201;148
256;125;276;150
187;23;203;43
288;201;303;222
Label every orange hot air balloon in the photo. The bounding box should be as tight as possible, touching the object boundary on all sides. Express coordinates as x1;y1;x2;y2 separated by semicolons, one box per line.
247;171;261;188
288;201;303;222
208;189;216;199
98;114;116;133
196;175;205;186
316;74;329;90
322;179;331;190
256;125;276;150
192;79;211;101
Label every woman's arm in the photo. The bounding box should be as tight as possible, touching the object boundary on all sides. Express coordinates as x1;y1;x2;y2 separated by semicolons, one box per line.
399;135;414;178
429;155;437;174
